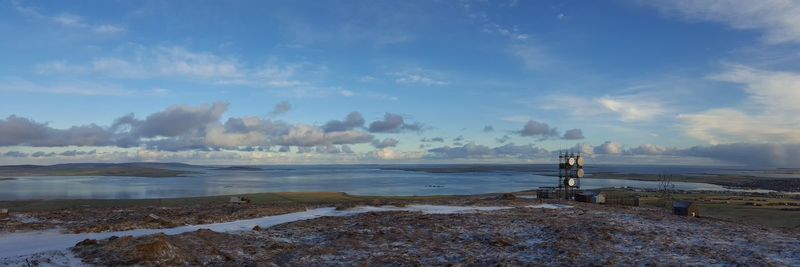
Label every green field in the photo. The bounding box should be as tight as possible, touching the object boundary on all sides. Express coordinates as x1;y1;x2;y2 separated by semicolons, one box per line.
598;188;800;230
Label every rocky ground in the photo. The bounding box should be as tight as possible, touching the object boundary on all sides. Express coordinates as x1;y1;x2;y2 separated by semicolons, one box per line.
0;194;516;234
0;197;437;234
68;202;800;266
0;203;312;234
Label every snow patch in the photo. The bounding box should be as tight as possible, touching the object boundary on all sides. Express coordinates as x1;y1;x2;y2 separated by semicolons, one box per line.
526;204;573;209
0;250;85;267
339;205;513;214
11;214;41;223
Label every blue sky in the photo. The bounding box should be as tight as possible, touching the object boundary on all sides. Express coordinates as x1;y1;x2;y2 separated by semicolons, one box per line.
1;0;800;166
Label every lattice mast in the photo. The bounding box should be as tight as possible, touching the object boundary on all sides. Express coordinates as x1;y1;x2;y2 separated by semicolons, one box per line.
558;151;584;200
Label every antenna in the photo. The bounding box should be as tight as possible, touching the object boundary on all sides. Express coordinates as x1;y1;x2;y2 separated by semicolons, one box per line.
557;148;585;200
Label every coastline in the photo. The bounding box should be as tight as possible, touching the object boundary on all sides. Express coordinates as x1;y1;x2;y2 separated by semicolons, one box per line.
382;165;800;192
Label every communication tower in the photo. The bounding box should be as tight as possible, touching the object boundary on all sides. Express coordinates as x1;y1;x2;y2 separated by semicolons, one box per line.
558;151;585;200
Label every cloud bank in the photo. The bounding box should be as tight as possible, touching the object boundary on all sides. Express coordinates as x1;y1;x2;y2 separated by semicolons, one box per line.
0;102;379;152
368;113;425;133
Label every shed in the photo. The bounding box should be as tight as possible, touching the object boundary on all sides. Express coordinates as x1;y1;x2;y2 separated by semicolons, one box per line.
673;201;699;217
575;192;597;203
592;193;606;204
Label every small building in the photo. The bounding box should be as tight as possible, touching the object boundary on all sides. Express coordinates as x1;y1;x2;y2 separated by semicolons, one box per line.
593;193;606;204
673;201;699;217
537;190;553;199
575;192;600;203
0;208;7;219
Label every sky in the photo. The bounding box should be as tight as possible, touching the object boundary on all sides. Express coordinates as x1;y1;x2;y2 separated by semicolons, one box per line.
1;0;800;166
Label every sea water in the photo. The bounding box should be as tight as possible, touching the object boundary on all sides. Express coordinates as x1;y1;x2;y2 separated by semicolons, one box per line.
0;164;784;200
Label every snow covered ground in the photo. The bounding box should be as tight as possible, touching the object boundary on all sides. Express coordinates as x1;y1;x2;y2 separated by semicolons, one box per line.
0;205;512;265
3;202;798;266
526;204;573;209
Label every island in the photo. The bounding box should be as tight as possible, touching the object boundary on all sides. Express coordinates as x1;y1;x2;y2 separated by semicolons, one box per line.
0;163;193;178
212;166;264;171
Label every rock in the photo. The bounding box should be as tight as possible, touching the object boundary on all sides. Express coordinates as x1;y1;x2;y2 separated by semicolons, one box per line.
371;199;386;206
147;214;161;221
391;202;408;208
76;239;98;246
490;238;512;247
335;203;356;211
134;236;181;263
253;225;262;231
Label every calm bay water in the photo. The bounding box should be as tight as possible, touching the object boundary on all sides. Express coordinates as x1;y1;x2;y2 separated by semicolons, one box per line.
0;165;766;201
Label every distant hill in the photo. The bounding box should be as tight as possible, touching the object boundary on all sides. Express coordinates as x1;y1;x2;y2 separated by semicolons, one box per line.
212;166;264;171
381;164;553;174
118;162;196;169
0;162;196;177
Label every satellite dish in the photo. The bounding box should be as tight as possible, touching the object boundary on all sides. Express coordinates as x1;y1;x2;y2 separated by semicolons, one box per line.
576;169;585;178
567;178;577;187
567;157;576;167
577;157;585;167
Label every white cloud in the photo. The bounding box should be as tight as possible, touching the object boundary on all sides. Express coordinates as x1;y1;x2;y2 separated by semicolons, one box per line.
13;3;126;36
155;46;242;79
339;90;355;97
0;77;134;96
594;141;624;155
501;115;532;123
508;44;551;71
93;25;126;34
536;95;607;117
35;61;87;74
679;65;800;144
52;13;83;27
217;62;308;88
709;64;800;114
374;148;399;160
461;2;529;41
146;88;170;96
358;75;377;83
640;0;800;44
629;144;673;155
204;123;268;148
597;97;664;122
90;58;147;78
35;46;317;91
392;71;449;86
